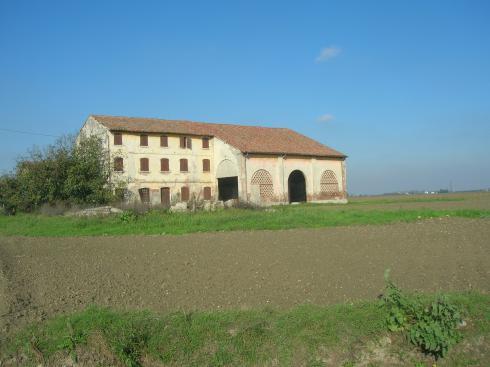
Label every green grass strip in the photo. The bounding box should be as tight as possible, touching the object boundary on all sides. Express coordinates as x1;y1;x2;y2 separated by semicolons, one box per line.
4;292;489;366
0;207;488;237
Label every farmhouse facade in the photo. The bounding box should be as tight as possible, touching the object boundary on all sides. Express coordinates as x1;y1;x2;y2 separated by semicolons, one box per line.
80;115;347;205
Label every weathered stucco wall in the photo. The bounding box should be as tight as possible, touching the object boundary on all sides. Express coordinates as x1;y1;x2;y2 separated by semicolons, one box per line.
81;117;215;204
245;155;346;204
79;116;110;147
213;137;245;197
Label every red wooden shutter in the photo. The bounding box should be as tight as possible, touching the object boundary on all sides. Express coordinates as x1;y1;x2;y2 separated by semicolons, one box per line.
202;137;209;149
114;157;123;172
180;136;186;148
180;158;188;172
181;186;189;201
139;188;150;203
140;135;148;146
203;187;211;200
161;158;169;172
160;135;168;147
202;159;210;172
161;187;170;207
114;133;122;145
140;158;149;172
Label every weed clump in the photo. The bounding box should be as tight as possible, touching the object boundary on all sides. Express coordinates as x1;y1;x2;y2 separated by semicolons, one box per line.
382;269;463;359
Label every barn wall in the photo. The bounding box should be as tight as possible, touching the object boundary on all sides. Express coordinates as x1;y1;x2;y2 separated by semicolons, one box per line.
245;155;346;204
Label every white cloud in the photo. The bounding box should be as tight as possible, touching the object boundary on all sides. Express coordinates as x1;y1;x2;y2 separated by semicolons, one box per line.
318;114;335;122
315;46;341;62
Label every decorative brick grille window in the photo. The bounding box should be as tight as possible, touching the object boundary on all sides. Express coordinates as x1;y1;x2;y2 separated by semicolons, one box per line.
160;135;168;147
114;157;123;172
160;158;169;172
202;137;209;149
114;133;122;145
180;158;188;172
181;186;190;201
320;170;339;196
202;159;210;172
140;134;148;146
203;187;211;200
140;158;149;172
251;169;274;201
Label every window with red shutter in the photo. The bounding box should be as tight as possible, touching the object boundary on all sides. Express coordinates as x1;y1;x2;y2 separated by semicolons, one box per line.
202;159;210;172
160;135;168;147
181;186;189;201
139;188;150;204
161;158;169;172
114;157;123;172
114;133;122;145
203;187;211;200
179;136;192;149
180;158;188;172
202;137;209;149
140;158;149;172
140;135;148;146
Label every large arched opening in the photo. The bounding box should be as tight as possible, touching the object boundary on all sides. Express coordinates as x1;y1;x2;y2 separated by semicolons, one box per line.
288;170;306;203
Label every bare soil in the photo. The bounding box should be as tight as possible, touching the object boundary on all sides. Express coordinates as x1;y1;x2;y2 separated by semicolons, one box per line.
1;217;489;335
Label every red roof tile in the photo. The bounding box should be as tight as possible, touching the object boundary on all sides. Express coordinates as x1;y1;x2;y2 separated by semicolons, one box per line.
91;115;346;158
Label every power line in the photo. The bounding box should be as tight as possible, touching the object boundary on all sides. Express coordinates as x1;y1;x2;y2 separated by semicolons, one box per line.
0;128;61;138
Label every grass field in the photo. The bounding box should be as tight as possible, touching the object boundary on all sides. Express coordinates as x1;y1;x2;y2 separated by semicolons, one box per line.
3;292;489;367
1;201;489;236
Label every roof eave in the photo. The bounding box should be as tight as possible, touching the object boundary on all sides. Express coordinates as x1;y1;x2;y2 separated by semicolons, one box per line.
244;151;347;159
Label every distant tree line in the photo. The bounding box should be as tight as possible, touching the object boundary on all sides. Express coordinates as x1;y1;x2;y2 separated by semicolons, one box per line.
0;134;125;215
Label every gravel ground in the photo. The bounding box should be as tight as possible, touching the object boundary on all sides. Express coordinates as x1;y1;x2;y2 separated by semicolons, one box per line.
1;217;489;335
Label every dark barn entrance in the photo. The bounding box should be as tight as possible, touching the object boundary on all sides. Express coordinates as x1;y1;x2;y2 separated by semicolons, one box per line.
218;176;238;201
288;170;306;203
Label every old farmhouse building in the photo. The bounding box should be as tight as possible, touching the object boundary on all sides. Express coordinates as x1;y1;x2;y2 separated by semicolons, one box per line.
80;115;347;206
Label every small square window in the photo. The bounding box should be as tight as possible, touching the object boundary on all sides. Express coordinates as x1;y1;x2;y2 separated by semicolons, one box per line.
180;136;192;149
114;133;122;145
140;158;149;172
202;137;209;149
202;159;210;172
180;158;188;172
161;158;169;172
181;186;190;201
114;157;123;172
203;187;211;200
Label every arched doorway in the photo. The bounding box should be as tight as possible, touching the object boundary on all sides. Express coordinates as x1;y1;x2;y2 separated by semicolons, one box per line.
288;170;306;203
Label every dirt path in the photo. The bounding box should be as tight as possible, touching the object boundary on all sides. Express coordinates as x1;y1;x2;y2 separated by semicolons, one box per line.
1;217;489;334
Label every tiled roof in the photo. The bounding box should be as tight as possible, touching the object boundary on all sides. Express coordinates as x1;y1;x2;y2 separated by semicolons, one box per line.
91;115;346;158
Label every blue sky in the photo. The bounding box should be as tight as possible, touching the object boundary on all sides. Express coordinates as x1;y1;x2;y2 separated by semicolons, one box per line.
1;0;489;194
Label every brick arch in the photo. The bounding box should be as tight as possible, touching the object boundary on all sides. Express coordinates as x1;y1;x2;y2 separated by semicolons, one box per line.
251;169;274;201
320;170;339;195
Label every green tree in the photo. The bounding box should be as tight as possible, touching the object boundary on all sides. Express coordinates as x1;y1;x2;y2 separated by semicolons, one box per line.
0;133;124;214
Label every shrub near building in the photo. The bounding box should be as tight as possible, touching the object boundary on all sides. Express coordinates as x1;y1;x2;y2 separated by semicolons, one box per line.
0;134;125;215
